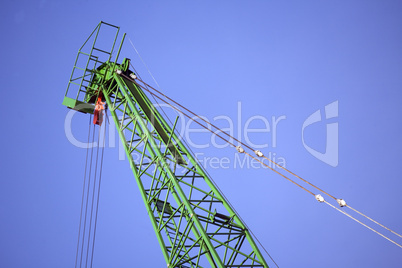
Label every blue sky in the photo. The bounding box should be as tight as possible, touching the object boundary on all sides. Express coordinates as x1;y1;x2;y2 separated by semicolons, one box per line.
1;1;402;267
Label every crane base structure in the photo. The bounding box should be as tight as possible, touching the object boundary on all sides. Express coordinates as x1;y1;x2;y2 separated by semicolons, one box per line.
63;21;270;268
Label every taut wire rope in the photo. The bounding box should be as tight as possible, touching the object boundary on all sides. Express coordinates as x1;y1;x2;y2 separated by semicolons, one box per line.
120;71;402;248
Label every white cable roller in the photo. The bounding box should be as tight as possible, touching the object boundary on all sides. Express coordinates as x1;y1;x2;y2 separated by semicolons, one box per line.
315;194;325;203
337;198;347;207
236;146;245;153
255;150;264;157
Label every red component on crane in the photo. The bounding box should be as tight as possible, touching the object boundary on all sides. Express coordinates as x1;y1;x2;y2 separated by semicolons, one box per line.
93;94;105;125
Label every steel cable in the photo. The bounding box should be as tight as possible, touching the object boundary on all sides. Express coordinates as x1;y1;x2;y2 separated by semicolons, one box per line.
85;123;102;268
347;205;402;239
75;116;93;268
124;74;402;248
324;201;402;248
75;112;106;267
129;79;315;196
135;77;336;199
79;116;97;268
90;115;107;268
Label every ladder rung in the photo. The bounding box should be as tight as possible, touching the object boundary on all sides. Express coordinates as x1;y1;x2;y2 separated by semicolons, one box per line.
93;47;112;55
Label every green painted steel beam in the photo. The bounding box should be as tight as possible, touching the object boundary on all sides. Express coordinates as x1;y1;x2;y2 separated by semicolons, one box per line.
110;72;222;267
64;22;270;268
119;75;185;164
99;66;269;267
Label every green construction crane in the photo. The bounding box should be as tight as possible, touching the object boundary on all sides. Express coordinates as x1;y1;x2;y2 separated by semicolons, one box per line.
63;21;269;268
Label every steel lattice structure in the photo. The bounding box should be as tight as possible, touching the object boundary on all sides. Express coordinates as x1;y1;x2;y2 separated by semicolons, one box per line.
63;21;269;268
